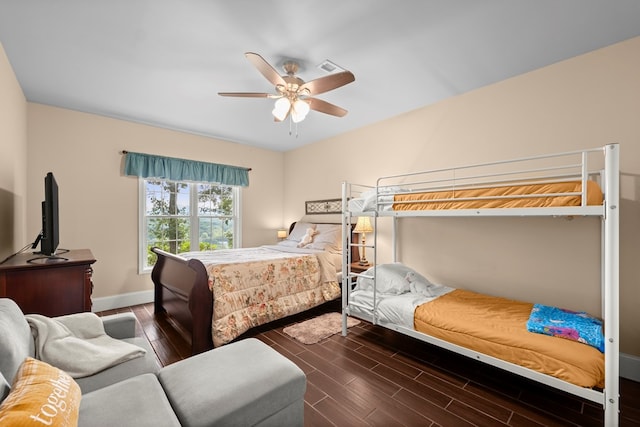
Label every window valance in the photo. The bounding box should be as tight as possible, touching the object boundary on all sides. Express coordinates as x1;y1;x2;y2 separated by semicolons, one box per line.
124;151;250;187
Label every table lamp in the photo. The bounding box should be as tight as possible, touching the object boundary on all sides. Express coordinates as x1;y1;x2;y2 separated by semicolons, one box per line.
353;216;373;266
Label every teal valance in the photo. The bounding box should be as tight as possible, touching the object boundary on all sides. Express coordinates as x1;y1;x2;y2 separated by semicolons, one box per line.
124;151;250;187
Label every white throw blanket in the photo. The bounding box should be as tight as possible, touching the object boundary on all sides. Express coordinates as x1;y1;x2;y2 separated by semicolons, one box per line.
26;312;146;378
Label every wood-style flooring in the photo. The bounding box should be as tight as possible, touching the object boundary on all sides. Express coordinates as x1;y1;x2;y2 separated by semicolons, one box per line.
99;301;640;426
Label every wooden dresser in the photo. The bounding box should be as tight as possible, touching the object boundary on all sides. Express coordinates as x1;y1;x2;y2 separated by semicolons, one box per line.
0;249;95;316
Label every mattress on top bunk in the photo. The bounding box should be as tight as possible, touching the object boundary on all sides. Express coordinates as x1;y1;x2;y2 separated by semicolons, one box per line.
392;180;603;211
413;289;604;388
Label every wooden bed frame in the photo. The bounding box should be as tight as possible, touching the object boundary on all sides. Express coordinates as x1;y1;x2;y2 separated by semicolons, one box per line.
152;222;359;354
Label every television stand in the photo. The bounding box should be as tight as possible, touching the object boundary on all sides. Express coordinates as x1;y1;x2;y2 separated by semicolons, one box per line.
0;249;95;316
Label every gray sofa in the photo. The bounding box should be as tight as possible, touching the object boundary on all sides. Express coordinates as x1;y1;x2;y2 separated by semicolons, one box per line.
0;298;306;426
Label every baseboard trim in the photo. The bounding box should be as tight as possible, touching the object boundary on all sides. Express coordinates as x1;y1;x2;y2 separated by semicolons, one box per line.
91;290;154;313
621;353;640;382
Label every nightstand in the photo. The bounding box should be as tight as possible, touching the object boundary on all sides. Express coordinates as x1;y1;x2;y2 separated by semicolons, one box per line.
350;262;373;274
348;262;373;289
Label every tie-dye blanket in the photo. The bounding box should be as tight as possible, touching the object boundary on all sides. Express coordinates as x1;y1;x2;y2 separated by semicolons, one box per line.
526;304;604;353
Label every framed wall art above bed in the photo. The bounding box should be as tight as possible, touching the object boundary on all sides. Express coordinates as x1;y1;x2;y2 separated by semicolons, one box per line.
305;198;342;215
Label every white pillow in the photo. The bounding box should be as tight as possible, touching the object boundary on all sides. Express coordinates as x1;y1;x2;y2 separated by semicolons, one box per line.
305;224;342;252
355;263;432;295
286;222;315;243
0;371;10;402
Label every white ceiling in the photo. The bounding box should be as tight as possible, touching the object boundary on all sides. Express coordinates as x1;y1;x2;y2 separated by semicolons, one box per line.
1;1;639;152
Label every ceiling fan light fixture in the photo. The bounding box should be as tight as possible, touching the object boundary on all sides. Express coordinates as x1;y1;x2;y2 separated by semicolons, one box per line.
291;111;305;123
291;100;309;123
221;52;355;131
272;97;291;121
292;99;310;122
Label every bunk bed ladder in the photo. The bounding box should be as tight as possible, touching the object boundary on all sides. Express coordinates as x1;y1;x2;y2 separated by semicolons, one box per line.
341;181;380;332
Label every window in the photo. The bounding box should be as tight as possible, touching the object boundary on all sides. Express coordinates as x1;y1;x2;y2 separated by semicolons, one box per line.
139;179;241;271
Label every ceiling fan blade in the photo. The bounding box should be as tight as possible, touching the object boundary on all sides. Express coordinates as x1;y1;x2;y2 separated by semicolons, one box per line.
307;97;348;117
300;71;355;96
245;52;287;87
218;92;272;98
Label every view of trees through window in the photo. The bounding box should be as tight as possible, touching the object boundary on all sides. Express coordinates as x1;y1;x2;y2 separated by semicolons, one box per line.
143;179;237;269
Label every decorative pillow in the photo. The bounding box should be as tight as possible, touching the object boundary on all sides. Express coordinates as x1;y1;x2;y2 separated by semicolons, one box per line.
0;357;81;427
355;263;433;295
296;227;318;247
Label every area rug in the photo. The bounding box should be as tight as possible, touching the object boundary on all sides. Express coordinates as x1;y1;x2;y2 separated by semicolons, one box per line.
283;313;360;345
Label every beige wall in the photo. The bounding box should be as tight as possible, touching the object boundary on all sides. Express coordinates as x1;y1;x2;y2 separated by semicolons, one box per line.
26;104;284;300
0;42;27;257
284;37;640;356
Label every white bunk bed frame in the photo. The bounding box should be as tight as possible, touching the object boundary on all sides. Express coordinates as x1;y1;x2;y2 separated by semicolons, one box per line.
341;143;620;426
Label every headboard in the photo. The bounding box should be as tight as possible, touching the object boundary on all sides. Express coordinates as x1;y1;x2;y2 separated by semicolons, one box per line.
288;221;360;263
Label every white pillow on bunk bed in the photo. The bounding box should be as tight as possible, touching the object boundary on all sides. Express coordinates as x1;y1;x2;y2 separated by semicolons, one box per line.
357;186;404;211
355;263;436;295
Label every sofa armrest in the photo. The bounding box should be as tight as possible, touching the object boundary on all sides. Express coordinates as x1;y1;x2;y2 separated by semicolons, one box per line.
101;313;138;339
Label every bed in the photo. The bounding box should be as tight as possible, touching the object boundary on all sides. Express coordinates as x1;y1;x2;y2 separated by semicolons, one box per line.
347;148;606;215
349;264;604;388
152;221;359;354
348;180;604;212
341;144;620;425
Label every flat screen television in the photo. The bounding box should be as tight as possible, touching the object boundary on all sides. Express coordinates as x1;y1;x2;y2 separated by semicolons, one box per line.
38;172;60;256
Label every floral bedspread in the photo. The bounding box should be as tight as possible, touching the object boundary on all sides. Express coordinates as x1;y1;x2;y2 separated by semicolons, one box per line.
181;247;340;346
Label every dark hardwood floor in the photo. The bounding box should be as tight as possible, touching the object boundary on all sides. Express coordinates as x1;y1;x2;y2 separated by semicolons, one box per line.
100;302;640;426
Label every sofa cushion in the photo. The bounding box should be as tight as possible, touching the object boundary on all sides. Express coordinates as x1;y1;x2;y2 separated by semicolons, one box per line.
79;373;180;427
158;338;306;427
74;337;159;394
0;299;36;384
0;357;81;427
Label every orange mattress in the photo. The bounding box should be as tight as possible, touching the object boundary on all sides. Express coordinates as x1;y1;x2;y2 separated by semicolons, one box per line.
413;289;604;388
393;180;603;211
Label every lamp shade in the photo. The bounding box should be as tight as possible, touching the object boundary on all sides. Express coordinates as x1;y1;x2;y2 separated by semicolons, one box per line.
291;99;310;123
277;229;288;239
272;98;291;121
353;216;373;234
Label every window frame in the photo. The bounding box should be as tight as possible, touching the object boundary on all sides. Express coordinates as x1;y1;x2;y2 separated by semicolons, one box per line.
138;178;242;273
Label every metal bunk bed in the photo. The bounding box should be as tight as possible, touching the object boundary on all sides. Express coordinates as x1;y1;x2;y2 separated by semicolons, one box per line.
341;143;620;426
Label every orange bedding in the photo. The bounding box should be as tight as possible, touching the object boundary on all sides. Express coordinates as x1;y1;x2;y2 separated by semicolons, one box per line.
393;180;603;211
413;289;604;388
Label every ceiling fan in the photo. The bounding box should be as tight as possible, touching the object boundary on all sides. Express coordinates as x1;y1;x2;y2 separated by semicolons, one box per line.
219;52;355;124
